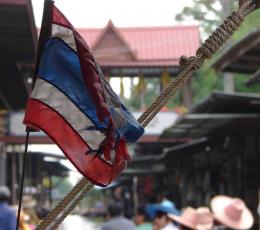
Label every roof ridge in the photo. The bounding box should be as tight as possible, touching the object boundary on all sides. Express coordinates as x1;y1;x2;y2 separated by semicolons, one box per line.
76;24;199;31
119;25;199;30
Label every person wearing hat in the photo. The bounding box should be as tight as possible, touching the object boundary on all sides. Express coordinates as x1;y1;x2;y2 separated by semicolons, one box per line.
0;186;17;230
168;207;214;230
146;201;180;230
210;195;254;230
133;206;153;230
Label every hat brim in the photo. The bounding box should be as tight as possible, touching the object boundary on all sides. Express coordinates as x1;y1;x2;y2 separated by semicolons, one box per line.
146;204;180;219
210;196;253;230
196;223;213;230
168;214;196;229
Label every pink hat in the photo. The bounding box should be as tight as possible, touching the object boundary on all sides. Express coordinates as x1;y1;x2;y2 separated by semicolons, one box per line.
210;195;254;230
168;207;214;230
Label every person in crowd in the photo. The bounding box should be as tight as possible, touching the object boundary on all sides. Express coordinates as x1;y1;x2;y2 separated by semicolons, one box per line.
153;210;178;230
0;186;16;230
133;206;153;230
35;207;49;221
168;207;213;230
210;195;254;230
100;202;135;230
157;193;175;208
146;201;180;230
12;206;32;230
22;195;39;228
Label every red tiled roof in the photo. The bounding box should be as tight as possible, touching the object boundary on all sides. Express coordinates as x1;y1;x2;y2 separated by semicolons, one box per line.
78;24;200;64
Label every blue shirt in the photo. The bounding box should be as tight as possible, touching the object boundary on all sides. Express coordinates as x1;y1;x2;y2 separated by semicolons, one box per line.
0;202;16;230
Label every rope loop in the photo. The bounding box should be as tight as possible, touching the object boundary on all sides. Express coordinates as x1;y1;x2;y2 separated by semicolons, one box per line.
239;0;259;16
179;56;195;68
197;11;244;59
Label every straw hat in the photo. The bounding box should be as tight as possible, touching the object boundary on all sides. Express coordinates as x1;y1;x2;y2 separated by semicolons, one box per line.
196;207;214;230
210;195;254;230
22;195;37;209
168;207;214;230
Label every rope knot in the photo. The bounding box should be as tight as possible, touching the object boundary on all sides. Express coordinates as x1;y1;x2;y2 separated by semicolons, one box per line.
179;55;203;70
179;55;195;68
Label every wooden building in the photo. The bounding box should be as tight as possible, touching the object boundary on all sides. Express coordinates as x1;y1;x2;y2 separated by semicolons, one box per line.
78;21;200;108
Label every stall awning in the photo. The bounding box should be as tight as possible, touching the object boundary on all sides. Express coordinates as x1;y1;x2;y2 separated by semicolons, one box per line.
212;30;260;74
0;0;36;110
245;69;260;86
190;91;260;114
162;92;260;139
162;113;260;139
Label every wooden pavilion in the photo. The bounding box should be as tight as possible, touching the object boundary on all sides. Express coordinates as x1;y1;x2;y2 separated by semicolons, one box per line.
78;21;200;108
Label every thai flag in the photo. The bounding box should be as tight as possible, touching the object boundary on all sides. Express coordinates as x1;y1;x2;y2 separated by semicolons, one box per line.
23;1;144;186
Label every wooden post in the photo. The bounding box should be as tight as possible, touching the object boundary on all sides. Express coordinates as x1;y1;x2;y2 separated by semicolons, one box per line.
0;144;6;186
258;188;260;230
224;73;235;93
11;152;17;205
180;79;192;109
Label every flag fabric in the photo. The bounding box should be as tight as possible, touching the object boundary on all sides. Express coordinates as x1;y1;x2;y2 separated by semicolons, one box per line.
23;1;144;187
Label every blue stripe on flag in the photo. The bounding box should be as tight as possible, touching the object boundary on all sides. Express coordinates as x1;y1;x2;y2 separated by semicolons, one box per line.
38;38;109;130
38;38;144;143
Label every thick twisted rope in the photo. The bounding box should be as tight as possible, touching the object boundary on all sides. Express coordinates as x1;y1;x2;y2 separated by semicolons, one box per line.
50;181;93;229
36;1;259;228
36;177;88;229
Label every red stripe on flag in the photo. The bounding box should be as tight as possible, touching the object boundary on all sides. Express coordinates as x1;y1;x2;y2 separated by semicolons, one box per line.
74;31;111;122
52;5;73;29
23;99;125;186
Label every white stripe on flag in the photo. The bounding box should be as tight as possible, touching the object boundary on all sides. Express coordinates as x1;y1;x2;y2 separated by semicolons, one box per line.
31;79;106;150
51;24;76;51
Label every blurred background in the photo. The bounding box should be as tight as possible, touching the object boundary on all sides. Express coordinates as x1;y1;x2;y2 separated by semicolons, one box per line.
0;0;259;229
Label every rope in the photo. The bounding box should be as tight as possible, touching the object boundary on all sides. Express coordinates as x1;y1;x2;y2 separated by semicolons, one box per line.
36;178;88;229
50;181;93;229
35;1;258;228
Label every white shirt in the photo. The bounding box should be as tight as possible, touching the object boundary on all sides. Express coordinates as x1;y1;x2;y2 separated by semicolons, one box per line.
161;223;179;230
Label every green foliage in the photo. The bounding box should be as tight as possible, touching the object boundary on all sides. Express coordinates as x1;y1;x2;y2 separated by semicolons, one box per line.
192;68;223;103
123;78;160;110
166;90;182;108
235;73;260;92
175;0;235;34
231;10;260;41
176;0;260;104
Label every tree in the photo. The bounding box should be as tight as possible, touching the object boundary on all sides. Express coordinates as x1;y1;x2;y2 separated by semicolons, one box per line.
176;0;236;34
176;0;260;103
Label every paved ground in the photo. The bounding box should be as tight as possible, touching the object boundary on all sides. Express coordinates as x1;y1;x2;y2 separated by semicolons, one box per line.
60;215;100;230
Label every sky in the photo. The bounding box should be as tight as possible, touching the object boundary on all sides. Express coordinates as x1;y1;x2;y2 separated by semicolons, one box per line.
31;0;193;28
